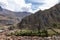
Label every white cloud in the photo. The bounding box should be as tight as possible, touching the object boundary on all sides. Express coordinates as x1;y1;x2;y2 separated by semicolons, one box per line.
0;0;8;4
29;0;59;13
39;0;59;10
0;0;59;13
0;0;32;12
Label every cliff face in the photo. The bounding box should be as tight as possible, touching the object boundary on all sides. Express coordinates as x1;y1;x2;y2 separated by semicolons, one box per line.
18;3;60;30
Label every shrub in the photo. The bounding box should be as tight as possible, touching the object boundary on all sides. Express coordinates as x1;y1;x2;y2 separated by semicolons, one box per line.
14;30;48;37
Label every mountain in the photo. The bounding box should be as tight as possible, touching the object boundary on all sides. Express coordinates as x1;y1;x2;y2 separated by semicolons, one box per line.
18;3;60;30
0;6;31;25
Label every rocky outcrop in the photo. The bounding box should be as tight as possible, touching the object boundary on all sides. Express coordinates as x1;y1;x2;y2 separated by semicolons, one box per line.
18;3;60;29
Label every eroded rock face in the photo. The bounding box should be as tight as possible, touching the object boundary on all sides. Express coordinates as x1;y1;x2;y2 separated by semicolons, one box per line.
18;3;60;29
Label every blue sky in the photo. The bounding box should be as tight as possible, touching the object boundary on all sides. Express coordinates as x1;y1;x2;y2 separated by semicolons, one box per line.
0;0;59;13
25;0;44;11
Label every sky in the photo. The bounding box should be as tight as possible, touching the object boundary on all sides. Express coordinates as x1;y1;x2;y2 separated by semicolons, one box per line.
0;0;59;13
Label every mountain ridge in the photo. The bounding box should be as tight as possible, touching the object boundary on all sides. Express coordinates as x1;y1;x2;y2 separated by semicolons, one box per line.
0;6;31;25
18;3;60;30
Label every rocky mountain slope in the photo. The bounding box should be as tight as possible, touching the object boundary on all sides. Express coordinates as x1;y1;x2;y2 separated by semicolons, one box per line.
0;6;31;25
18;3;60;30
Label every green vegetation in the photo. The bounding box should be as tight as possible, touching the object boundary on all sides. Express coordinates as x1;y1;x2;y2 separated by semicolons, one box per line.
6;28;60;37
14;30;48;37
